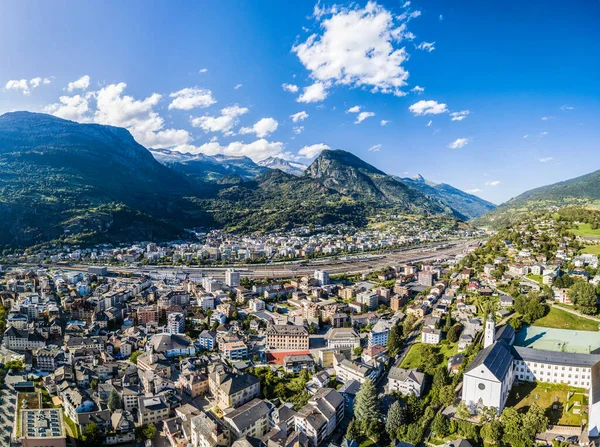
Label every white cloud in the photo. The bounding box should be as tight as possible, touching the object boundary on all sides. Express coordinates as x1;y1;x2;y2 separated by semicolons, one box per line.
191;104;249;135
411;85;425;94
560;104;574;110
450;110;470;121
5;79;31;95
234;84;243;90
485;180;501;186
439;14;443;21
43;95;90;121
5;77;50;95
293;1;415;97
293;126;304;134
186;139;286;162
541;116;555;121
427;120;432;127
239;117;279;138
199;68;208;73
355;111;375;124
409;100;448;116
290;111;309;122
448;138;470;149
402;1;411;7
538;157;553;163
540;131;548;136
368;144;381;152
168;87;216;110
282;83;299;93
67;75;90;92
346;105;361;113
417;41;435;52
297;82;329;103
380;120;389;126
522;134;529;139
466;188;482;194
299;143;330;158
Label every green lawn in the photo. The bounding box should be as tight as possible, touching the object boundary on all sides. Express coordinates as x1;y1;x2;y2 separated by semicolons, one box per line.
507;382;587;426
570;223;600;237
532;306;599;331
400;341;456;372
581;245;600;255
527;274;543;285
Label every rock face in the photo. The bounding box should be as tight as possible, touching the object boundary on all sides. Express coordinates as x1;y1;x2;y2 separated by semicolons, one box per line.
257;157;307;176
401;174;496;220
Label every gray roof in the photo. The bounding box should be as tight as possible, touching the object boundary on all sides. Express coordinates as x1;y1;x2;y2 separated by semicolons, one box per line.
338;379;361;396
465;341;513;381
512;346;600;368
388;367;425;386
495;325;515;344
225;398;270;431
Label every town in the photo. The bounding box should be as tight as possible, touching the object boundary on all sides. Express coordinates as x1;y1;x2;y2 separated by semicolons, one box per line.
0;207;599;447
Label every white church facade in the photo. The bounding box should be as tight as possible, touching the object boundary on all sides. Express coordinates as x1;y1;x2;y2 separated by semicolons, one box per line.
462;316;600;436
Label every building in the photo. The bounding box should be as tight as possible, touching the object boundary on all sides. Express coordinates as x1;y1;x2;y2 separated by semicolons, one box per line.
3;327;46;350
190;410;229;447
138;307;159;325
387;367;425;396
357;292;378;310
325;328;361;350
418;271;434;287
222;341;248;361
198;330;217;351
223;398;271;440
368;320;395;347
138;396;170;425
294;388;344;446
421;327;441;345
314;270;330;286
209;371;261;410
334;356;377;384
20;409;67;447
266;325;309;350
225;269;241;288
249;299;265;312
283;354;316;374
88;266;107;276
167;312;185;334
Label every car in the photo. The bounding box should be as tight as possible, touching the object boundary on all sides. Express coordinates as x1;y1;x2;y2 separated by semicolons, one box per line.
567;436;578;443
554;436;565;442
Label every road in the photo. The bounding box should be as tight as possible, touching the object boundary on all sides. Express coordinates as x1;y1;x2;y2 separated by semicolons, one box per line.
30;238;481;280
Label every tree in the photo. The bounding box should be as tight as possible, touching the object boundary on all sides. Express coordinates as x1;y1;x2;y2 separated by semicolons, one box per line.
386;400;404;441
353;346;363;357
433;367;448;389
129;350;142;364
89;379;98;391
438;385;456;407
82;422;100;446
431;412;450;438
447;324;463;343
569;281;599;315
387;325;403;357
501;407;530;447
522;403;548;440
143;423;157;440
346;419;360;441
481;419;503;445
354;380;381;432
108;389;122;412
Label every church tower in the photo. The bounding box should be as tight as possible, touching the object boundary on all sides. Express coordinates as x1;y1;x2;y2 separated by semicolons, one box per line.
484;313;496;348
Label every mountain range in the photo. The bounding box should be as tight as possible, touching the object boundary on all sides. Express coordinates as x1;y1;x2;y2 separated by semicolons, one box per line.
475;169;600;227
0;112;501;247
401;174;496;220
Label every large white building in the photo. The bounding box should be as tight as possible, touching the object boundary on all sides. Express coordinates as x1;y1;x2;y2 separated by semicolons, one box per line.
461;320;600;437
225;269;241;288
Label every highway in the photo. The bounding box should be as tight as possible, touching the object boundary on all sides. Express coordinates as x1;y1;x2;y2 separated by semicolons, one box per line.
37;238;482;279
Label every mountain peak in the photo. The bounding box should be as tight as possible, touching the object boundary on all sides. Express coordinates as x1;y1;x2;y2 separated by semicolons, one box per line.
257;156;307;176
307;149;385;178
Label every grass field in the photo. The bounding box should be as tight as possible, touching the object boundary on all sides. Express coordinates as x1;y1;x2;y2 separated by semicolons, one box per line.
570;223;600;237
506;382;587;426
532;306;599;332
527;274;543;285
401;341;456;372
581;245;600;255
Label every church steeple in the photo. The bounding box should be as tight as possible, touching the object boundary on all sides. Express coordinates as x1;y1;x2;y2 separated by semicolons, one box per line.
484;313;496;348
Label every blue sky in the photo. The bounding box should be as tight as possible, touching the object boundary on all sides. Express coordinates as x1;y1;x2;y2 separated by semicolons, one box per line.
0;0;598;205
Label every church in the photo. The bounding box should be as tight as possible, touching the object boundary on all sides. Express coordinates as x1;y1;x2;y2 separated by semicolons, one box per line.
461;315;600;437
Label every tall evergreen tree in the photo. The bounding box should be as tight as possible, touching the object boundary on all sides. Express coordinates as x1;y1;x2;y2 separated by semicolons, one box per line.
108;389;122;412
386;400;404;441
354;380;381;431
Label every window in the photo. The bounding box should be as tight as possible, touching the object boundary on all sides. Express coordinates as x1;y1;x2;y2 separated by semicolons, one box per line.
478;383;486;390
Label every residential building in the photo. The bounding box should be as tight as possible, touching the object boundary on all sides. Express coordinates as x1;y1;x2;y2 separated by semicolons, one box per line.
266;325;309;350
223;398;271;440
294;388;344;446
387;367;425;396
